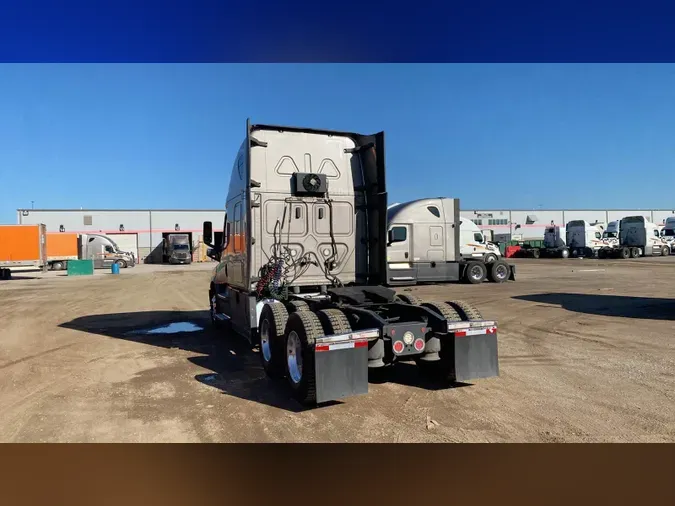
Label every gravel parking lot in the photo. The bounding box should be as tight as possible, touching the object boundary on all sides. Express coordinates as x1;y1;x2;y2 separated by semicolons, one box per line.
1;258;673;442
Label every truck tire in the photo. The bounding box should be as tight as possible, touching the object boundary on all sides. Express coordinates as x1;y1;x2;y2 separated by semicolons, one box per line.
395;293;424;305
661;245;669;256
561;248;570;259
483;253;498;264
446;300;483;321
288;300;310;312
317;308;351;335
52;261;65;271
464;261;487;284
284;311;322;405
115;259;128;268
598;249;606;259
259;303;289;379
416;301;462;381
531;248;541;259
620;247;630;259
421;300;462;322
488;260;510;283
630;247;640;259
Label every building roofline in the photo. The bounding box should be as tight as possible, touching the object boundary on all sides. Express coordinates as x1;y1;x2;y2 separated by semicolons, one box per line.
17;209;224;212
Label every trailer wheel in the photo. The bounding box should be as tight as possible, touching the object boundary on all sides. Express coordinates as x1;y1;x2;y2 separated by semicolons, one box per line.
488;260;510;283
284;311;322;405
259;303;289;379
395;293;424;305
288;300;310;312
530;248;541;259
464;261;487;284
446;300;483;321
317;309;352;335
421;301;462;322
630;247;640;258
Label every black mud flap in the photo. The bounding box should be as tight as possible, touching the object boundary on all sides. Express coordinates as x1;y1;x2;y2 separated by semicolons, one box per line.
509;264;517;281
314;333;373;404
453;328;499;382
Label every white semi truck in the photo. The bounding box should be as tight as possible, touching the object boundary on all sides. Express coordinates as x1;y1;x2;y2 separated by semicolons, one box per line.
566;220;607;258
386;198;515;285
459;218;502;264
203;121;504;406
601;216;669;258
661;217;675;254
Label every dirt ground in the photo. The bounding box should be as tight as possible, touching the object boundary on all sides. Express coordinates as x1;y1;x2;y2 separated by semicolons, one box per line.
1;258;673;442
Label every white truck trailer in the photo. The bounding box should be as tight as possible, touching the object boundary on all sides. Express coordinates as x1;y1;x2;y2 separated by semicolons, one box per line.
203;121;504;406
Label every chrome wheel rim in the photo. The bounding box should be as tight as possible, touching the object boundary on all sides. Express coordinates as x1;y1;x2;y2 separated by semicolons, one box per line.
286;331;303;384
260;318;272;363
495;264;508;279
470;265;483;280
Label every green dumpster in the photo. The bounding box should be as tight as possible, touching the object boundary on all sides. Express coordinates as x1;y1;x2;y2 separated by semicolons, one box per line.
67;259;94;276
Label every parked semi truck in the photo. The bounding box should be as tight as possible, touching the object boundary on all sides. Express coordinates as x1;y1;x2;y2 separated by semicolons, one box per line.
163;233;192;264
523;224;570;258
386;198;515;284
601;216;669;258
566;220;606;258
203;120;502;406
459;218;502;264
0;224;48;279
46;233;135;270
661;217;675;254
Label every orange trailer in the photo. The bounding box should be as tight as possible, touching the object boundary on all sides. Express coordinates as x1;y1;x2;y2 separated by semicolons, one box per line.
0;224;48;278
46;233;79;269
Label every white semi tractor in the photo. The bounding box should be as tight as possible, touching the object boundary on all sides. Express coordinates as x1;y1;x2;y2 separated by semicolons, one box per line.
566;220;607;258
600;216;669;258
661;217;675;254
203;121;506;406
386;198;515;285
459;218;502;264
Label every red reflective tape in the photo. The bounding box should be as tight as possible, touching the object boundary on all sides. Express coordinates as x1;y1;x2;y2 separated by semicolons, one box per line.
455;331;467;338
354;340;368;348
315;344;330;352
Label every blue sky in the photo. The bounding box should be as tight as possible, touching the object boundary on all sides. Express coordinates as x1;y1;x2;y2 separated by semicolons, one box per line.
2;63;675;223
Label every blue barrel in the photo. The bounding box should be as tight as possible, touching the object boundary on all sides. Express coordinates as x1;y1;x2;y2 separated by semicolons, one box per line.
111;262;120;275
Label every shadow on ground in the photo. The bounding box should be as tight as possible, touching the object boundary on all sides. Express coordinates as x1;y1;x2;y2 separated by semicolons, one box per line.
59;310;467;412
513;293;675;320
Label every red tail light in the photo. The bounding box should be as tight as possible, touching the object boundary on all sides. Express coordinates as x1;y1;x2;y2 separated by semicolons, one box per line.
393;341;405;354
413;338;425;351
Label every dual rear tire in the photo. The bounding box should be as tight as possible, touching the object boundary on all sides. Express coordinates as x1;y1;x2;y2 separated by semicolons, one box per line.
258;303;353;405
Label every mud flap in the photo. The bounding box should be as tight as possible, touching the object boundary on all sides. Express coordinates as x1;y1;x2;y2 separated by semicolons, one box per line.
453;328;499;382
313;331;376;404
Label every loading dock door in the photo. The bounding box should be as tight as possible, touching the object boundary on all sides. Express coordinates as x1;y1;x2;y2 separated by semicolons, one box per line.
108;233;139;263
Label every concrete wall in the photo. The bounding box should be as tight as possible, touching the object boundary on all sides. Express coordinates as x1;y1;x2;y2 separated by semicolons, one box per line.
17;209;225;263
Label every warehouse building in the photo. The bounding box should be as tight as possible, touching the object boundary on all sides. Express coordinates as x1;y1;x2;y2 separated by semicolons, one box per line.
460;208;675;242
17;207;675;262
17;209;225;264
